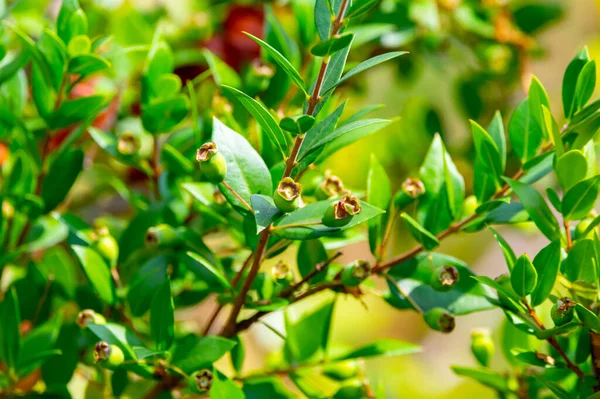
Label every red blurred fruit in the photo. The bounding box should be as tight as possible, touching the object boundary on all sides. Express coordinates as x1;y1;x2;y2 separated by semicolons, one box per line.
0;143;9;166
222;6;264;70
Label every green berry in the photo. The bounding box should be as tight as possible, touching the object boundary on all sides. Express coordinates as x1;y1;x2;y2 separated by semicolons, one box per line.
145;224;181;248
341;260;372;287
93;226;118;268
322;193;362;228
551;297;576;326
430;264;460;292
76;309;106;328
94;341;124;369
196;142;227;183
470;328;494;367
194;369;213;392
273;177;302;213
424;307;455;333
394;177;425;208
462;195;478;217
117;131;141;156
315;174;344;200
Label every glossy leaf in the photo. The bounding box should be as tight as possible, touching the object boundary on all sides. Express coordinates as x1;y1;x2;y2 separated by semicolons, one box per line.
41;148;83;212
0;289;21;371
555;150;587;191
71;245;115;304
400;213;439;250
171;335;236;374
562;176;600;221
563;47;590;118
333;339;421;360
311;33;354;57
367;154;392;256
510;254;537;297
508;99;543;163
531;241;562;306
297;239;328;284
150;279;175;351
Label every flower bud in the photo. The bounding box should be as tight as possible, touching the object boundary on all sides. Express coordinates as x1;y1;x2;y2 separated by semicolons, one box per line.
551;297;576;327
196;142;227;183
341;260;372;287
273;177;302;213
93;226;118;268
145;224;181;248
315;174;344;200
430;264;460;292
117;131;141;156
322;360;360;381
322;193;362;228
94;341;124;368
470;328;494;367
76;309;106;328
394;177;425;208
195;369;213;392
423;307;455;333
272;261;294;285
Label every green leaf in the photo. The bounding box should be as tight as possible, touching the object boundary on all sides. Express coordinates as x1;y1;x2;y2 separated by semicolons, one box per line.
510;254;537;297
528;76;550;134
150;279;174;351
471;120;503;202
48;95;110;129
243;377;296;399
251;194;282;234
170;335;236;374
562;176;600;221
181;252;231;291
555;150;587;191
531;241;562;306
347;0;380;18
210;369;245;399
451;366;510;392
297;239;328;284
367;154;392;256
311;33;354;57
400;213;439;250
574;60;596;113
41;148;83;212
0;288;21;371
542;105;564;156
16;318;61;376
563;47;590;118
386;253;493;315
417;134;465;233
245;33;308;96
272;199;385;240
508;99;543;163
127;256;168;317
284;296;335;362
87;323;142;361
68;53;111;76
314;0;336;40
299;118;390;161
488;227;517;271
212;117;272;214
141;95;190;134
562;239;595;282
503;178;561;240
222;85;288;157
333;339;421;361
324;51;408;94
279;114;315;136
71;245;115;304
575;303;600;333
534;376;571;399
296;102;345;161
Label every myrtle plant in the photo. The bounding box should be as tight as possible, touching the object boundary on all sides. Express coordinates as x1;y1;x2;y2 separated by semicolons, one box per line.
0;0;597;399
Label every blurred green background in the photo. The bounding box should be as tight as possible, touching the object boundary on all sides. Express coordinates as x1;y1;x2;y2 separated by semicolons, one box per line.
4;0;600;397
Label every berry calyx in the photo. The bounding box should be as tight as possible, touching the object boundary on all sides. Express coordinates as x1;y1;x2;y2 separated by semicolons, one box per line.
341;260;372;287
322;193;362;228
273;177;302;213
94;341;124;368
196;142;227;183
430;264;460;292
424;307;456;333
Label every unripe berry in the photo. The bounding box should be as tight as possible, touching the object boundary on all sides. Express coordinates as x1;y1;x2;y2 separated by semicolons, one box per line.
322;193;362;228
145;224;181;248
273;177;302;213
76;309;106;328
94;341;124;368
430;264;460;292
194;369;213;392
322;360;359;381
93;226;118;268
272;261;294;286
462;195;478;218
196;142;227;183
423;307;455;333
470;328;494;367
551;297;576;327
341;260;372;287
394;177;425;208
117;131;141;156
315;174;344;200
243;59;274;95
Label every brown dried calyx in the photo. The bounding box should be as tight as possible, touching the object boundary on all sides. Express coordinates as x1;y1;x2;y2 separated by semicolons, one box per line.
196;142;218;162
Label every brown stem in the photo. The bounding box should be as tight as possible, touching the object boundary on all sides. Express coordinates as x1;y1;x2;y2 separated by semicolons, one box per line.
564;219;573;252
219;0;350;338
221;227;271;337
222;181;253;212
280;251;342;297
202;302;223;336
524;302;584;379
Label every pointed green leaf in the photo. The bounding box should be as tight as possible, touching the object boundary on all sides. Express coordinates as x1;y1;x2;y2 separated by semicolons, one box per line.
562;176;600;221
400;213;439;250
531;241;561;306
150;279;174;351
511;254;537;297
71;245;115;304
563;47;590;118
508;99;543;163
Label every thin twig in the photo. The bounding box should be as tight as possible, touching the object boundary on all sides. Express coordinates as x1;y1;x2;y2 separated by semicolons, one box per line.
280;251;342;297
270;221;322;231
221;181;253;212
384;273;423;313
